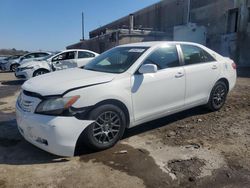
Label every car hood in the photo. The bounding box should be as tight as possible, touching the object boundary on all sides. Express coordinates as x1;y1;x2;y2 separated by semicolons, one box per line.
22;68;116;96
19;60;46;68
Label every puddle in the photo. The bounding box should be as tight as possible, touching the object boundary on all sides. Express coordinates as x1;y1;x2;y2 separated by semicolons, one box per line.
0;91;19;113
80;143;172;188
0;180;6;188
123;134;226;180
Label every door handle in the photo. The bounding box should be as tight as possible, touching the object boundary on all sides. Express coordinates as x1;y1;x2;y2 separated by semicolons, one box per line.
175;72;184;78
212;65;218;70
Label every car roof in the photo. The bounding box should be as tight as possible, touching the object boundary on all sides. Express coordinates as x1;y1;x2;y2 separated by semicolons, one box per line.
62;49;99;54
119;41;204;48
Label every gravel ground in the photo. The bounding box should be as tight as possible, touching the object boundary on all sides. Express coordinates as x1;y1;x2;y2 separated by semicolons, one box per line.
0;72;250;188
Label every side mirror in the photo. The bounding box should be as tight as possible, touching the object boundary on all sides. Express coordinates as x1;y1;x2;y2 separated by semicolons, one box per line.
138;64;158;74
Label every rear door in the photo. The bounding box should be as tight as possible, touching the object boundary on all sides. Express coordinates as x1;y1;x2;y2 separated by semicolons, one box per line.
51;51;77;70
180;44;220;106
76;51;96;67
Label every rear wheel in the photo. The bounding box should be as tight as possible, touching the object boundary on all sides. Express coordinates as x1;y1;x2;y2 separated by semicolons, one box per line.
33;69;49;77
207;81;228;111
83;104;126;150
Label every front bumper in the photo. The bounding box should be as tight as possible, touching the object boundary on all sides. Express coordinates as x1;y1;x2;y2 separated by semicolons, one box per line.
15;70;32;80
16;103;93;156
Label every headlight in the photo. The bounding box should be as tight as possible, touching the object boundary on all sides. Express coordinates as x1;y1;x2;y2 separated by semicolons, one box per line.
25;66;34;69
35;95;80;115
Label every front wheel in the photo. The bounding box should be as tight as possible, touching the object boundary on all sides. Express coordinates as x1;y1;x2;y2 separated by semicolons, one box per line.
10;64;19;72
207;81;228;111
33;69;49;77
83;104;126;150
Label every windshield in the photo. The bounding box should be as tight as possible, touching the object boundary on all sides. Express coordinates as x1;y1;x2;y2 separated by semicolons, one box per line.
84;47;149;73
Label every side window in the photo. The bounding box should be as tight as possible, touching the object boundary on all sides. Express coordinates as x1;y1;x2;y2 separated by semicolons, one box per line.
144;45;180;69
52;51;76;62
202;50;216;62
78;51;95;59
66;51;76;60
181;45;215;65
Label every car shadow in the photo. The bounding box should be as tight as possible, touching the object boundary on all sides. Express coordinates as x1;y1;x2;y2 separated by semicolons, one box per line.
123;106;210;139
0;71;12;73
76;106;211;155
0;106;211;165
0;81;22;99
1;80;25;86
0;118;70;165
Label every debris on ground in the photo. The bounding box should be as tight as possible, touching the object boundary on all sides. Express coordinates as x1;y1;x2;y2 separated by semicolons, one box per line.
168;158;205;180
115;150;128;154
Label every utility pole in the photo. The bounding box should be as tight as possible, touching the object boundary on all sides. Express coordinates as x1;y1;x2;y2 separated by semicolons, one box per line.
187;0;191;24
82;12;84;40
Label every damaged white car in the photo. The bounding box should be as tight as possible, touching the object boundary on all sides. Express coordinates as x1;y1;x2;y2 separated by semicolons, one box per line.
15;49;99;79
16;42;237;156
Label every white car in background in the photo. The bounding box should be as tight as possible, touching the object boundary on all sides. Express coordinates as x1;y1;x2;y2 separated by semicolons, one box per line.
15;49;99;79
16;41;237;156
4;52;51;72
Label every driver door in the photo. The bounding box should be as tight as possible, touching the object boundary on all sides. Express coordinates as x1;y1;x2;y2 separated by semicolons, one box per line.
131;44;185;123
52;51;77;71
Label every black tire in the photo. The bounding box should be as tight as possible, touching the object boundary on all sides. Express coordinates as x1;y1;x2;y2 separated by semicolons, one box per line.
83;104;126;150
207;81;228;111
33;69;49;77
10;64;19;72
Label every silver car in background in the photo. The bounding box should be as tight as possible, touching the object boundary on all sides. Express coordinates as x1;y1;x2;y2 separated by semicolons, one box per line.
3;52;51;72
0;55;22;71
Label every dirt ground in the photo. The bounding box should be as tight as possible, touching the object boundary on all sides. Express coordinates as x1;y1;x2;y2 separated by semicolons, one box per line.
0;71;250;188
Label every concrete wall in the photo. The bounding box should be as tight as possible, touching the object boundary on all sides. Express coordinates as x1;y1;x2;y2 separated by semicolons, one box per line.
90;0;189;38
68;29;170;53
68;0;250;67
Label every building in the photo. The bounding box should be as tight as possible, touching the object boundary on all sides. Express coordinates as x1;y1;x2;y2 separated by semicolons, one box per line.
67;0;250;67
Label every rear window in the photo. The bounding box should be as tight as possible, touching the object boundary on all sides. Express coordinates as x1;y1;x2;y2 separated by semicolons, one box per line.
78;51;95;58
181;45;216;65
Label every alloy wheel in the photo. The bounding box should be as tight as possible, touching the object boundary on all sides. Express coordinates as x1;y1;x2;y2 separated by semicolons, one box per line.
92;111;121;144
212;85;226;108
34;70;46;76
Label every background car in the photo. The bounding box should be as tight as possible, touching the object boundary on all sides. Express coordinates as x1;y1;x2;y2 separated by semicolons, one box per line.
0;55;22;71
3;52;51;72
15;49;99;79
15;41;236;156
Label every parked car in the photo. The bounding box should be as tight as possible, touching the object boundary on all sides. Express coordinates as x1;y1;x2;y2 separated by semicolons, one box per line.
15;49;99;79
16;41;237;156
0;55;22;70
3;52;51;72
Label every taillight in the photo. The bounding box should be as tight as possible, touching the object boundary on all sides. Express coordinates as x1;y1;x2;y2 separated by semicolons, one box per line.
232;62;237;69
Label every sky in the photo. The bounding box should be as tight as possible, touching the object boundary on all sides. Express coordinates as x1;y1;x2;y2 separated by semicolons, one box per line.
0;0;159;51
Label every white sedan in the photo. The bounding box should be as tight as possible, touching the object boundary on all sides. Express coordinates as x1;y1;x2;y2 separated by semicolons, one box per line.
16;41;237;156
15;49;99;79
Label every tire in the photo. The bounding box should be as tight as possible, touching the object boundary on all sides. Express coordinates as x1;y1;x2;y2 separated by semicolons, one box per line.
33;69;49;77
83;104;126;150
10;64;19;72
207;81;228;111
